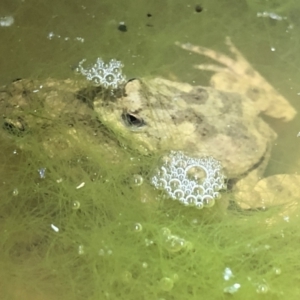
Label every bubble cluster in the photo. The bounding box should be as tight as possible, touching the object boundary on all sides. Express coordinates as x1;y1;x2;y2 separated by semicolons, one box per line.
76;58;126;89
0;16;14;27
151;151;226;208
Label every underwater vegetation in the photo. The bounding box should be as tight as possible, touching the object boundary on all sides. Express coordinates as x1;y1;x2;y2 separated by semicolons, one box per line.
2;0;300;298
1;71;300;300
1;23;300;300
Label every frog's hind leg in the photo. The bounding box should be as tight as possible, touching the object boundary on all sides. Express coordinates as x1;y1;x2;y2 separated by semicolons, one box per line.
175;41;237;72
175;39;251;76
175;39;297;121
192;64;231;73
225;37;249;66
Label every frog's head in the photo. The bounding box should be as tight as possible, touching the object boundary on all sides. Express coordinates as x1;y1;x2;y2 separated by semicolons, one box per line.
93;77;276;180
93;78;205;156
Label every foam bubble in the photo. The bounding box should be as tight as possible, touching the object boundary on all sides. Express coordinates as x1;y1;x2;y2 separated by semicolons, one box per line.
151;151;226;208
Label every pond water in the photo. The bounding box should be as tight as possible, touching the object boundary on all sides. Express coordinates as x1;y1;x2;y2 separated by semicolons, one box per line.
1;0;300;299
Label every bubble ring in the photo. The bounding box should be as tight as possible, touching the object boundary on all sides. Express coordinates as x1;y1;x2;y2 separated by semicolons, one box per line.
76;58;126;89
151;151;226;208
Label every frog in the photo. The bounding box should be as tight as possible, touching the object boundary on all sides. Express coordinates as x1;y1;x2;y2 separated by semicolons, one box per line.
0;38;298;214
92;37;298;211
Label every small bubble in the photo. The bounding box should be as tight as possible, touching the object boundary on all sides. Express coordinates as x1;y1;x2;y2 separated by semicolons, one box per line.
78;245;84;255
223;267;233;281
273;267;281;275
203;197;215;207
161;227;171;236
145;238;154;247
256;283;269;294
196;202;204;209
191;218;198;225
173;273;179;282
184;241;194;251
174;189;184;199
177;160;186;168
169;178;181;189
0;16;14;27
72;201;81;210
122;271;132;283
133;223;143;232
91;77;100;86
193;186;204;195
185;195;196;205
160;277;174;291
38;168;46;179
224;283;241;294
213;192;221;199
164;235;186;253
141;193;151;204
132;174;144;186
12;188;19;196
142;262;148;268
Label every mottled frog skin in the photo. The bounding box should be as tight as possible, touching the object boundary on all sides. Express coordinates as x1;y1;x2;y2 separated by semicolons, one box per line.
95;77;274;180
93;38;297;209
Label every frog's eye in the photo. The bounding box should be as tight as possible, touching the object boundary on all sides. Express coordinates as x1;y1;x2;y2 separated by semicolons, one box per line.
3;117;27;136
122;112;145;129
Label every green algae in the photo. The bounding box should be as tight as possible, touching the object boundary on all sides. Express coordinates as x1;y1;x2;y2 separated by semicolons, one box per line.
1;99;300;300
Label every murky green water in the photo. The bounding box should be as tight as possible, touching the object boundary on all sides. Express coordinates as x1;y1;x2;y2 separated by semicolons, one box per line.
1;0;300;299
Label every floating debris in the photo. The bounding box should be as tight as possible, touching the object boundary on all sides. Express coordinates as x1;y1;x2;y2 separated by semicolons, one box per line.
223;267;234;281
0;16;14;27
257;11;286;21
76;182;85;189
47;31;84;43
224;283;241;294
51;224;59;232
38;167;46;179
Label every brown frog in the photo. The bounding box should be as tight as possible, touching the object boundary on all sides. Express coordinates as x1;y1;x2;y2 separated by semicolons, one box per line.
93;38;297;210
0;38;298;213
